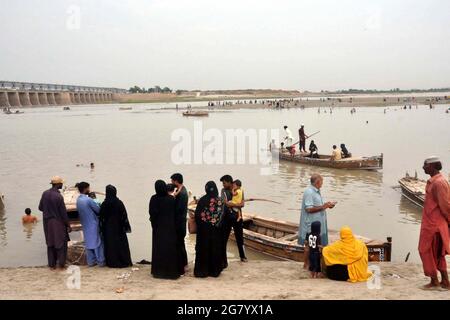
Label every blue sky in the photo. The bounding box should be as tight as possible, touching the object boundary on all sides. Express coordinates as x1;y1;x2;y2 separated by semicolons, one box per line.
0;0;449;90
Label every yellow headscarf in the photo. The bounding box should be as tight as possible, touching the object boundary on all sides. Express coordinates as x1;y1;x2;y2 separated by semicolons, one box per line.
322;226;372;283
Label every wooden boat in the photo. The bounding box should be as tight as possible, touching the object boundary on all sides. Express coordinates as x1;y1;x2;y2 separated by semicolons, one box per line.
64;187;104;265
119;107;133;111
63;106;71;111
279;151;383;170
398;175;426;208
188;207;392;262
182;110;209;117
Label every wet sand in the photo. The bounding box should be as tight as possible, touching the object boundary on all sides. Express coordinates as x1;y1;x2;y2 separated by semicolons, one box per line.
1;260;448;300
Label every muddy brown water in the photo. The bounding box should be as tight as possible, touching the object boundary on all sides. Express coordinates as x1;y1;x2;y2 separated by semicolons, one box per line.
0;103;449;267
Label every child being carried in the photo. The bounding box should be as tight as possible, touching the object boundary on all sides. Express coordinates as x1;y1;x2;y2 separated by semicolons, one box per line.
230;179;244;222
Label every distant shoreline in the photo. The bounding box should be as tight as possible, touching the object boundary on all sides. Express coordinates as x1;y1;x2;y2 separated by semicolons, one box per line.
4;92;449;110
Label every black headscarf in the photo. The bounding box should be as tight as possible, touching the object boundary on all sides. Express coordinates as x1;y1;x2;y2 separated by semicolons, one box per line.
100;184;131;234
105;184;117;201
205;181;218;198
311;221;321;236
155;180;168;197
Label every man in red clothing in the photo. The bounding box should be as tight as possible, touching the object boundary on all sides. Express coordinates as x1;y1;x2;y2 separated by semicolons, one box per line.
419;156;450;290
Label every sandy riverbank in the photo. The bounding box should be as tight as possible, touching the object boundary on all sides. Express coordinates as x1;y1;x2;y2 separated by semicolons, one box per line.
1;260;448;300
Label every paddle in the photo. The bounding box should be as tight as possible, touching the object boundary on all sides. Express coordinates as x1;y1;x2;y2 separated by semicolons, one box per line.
245;198;281;205
293;130;320;145
188;196;281;205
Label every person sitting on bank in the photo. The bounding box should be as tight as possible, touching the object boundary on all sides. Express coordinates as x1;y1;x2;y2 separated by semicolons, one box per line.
340;143;351;158
330;145;342;161
22;208;38;224
308;140;319;158
322;226;372;282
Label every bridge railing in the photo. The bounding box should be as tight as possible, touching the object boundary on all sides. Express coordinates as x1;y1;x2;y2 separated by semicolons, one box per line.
0;81;127;93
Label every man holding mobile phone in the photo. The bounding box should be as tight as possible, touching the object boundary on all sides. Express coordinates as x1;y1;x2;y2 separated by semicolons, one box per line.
298;174;336;269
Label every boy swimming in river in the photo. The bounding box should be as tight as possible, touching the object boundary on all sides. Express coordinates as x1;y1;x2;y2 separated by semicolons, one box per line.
230;180;244;222
22;208;38;224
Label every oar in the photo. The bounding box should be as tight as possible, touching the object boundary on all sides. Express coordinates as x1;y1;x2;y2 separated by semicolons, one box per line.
293;131;320;145
245;198;281;204
188;196;281;205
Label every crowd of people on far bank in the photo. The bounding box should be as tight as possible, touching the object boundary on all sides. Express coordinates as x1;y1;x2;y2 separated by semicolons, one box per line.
35;156;449;288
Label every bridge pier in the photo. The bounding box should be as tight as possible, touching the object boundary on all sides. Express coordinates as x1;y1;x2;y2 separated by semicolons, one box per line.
0;92;10;107
8;92;21;107
55;92;71;105
29;92;40;106
81;93;87;103
19;92;32;106
47;93;56;105
38;92;48;105
74;93;81;104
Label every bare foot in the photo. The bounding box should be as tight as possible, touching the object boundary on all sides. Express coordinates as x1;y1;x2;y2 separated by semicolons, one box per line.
440;280;450;290
422;280;440;290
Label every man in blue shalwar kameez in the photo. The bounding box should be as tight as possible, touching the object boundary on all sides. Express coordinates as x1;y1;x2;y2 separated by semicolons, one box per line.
298;174;336;269
76;182;105;267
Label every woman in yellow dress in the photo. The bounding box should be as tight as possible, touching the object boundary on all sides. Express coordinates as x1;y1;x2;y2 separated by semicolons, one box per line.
322;226;372;283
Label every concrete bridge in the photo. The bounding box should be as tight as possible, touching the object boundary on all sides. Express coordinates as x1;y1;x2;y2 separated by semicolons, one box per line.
0;81;128;107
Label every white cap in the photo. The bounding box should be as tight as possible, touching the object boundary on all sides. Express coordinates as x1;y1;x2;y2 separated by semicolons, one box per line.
425;156;441;164
301;124;304;127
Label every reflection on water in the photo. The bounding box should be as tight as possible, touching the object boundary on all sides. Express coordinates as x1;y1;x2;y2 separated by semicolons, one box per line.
398;194;422;225
22;223;37;240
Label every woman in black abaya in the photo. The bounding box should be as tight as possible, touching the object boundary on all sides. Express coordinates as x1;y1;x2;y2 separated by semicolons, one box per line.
149;180;181;279
194;181;224;278
99;185;133;268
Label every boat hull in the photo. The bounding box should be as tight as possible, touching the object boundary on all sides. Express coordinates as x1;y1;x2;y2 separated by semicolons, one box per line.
398;177;425;208
188;207;392;263
230;215;391;262
182;111;209;117
280;152;383;170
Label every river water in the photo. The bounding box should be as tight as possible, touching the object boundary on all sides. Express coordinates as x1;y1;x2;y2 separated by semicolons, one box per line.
0;102;449;267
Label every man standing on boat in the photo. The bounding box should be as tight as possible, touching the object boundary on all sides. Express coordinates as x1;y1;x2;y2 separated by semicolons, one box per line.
38;176;71;270
76;182;105;267
298;124;307;153
298;174;336;268
419;156;449;290
283;126;295;155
